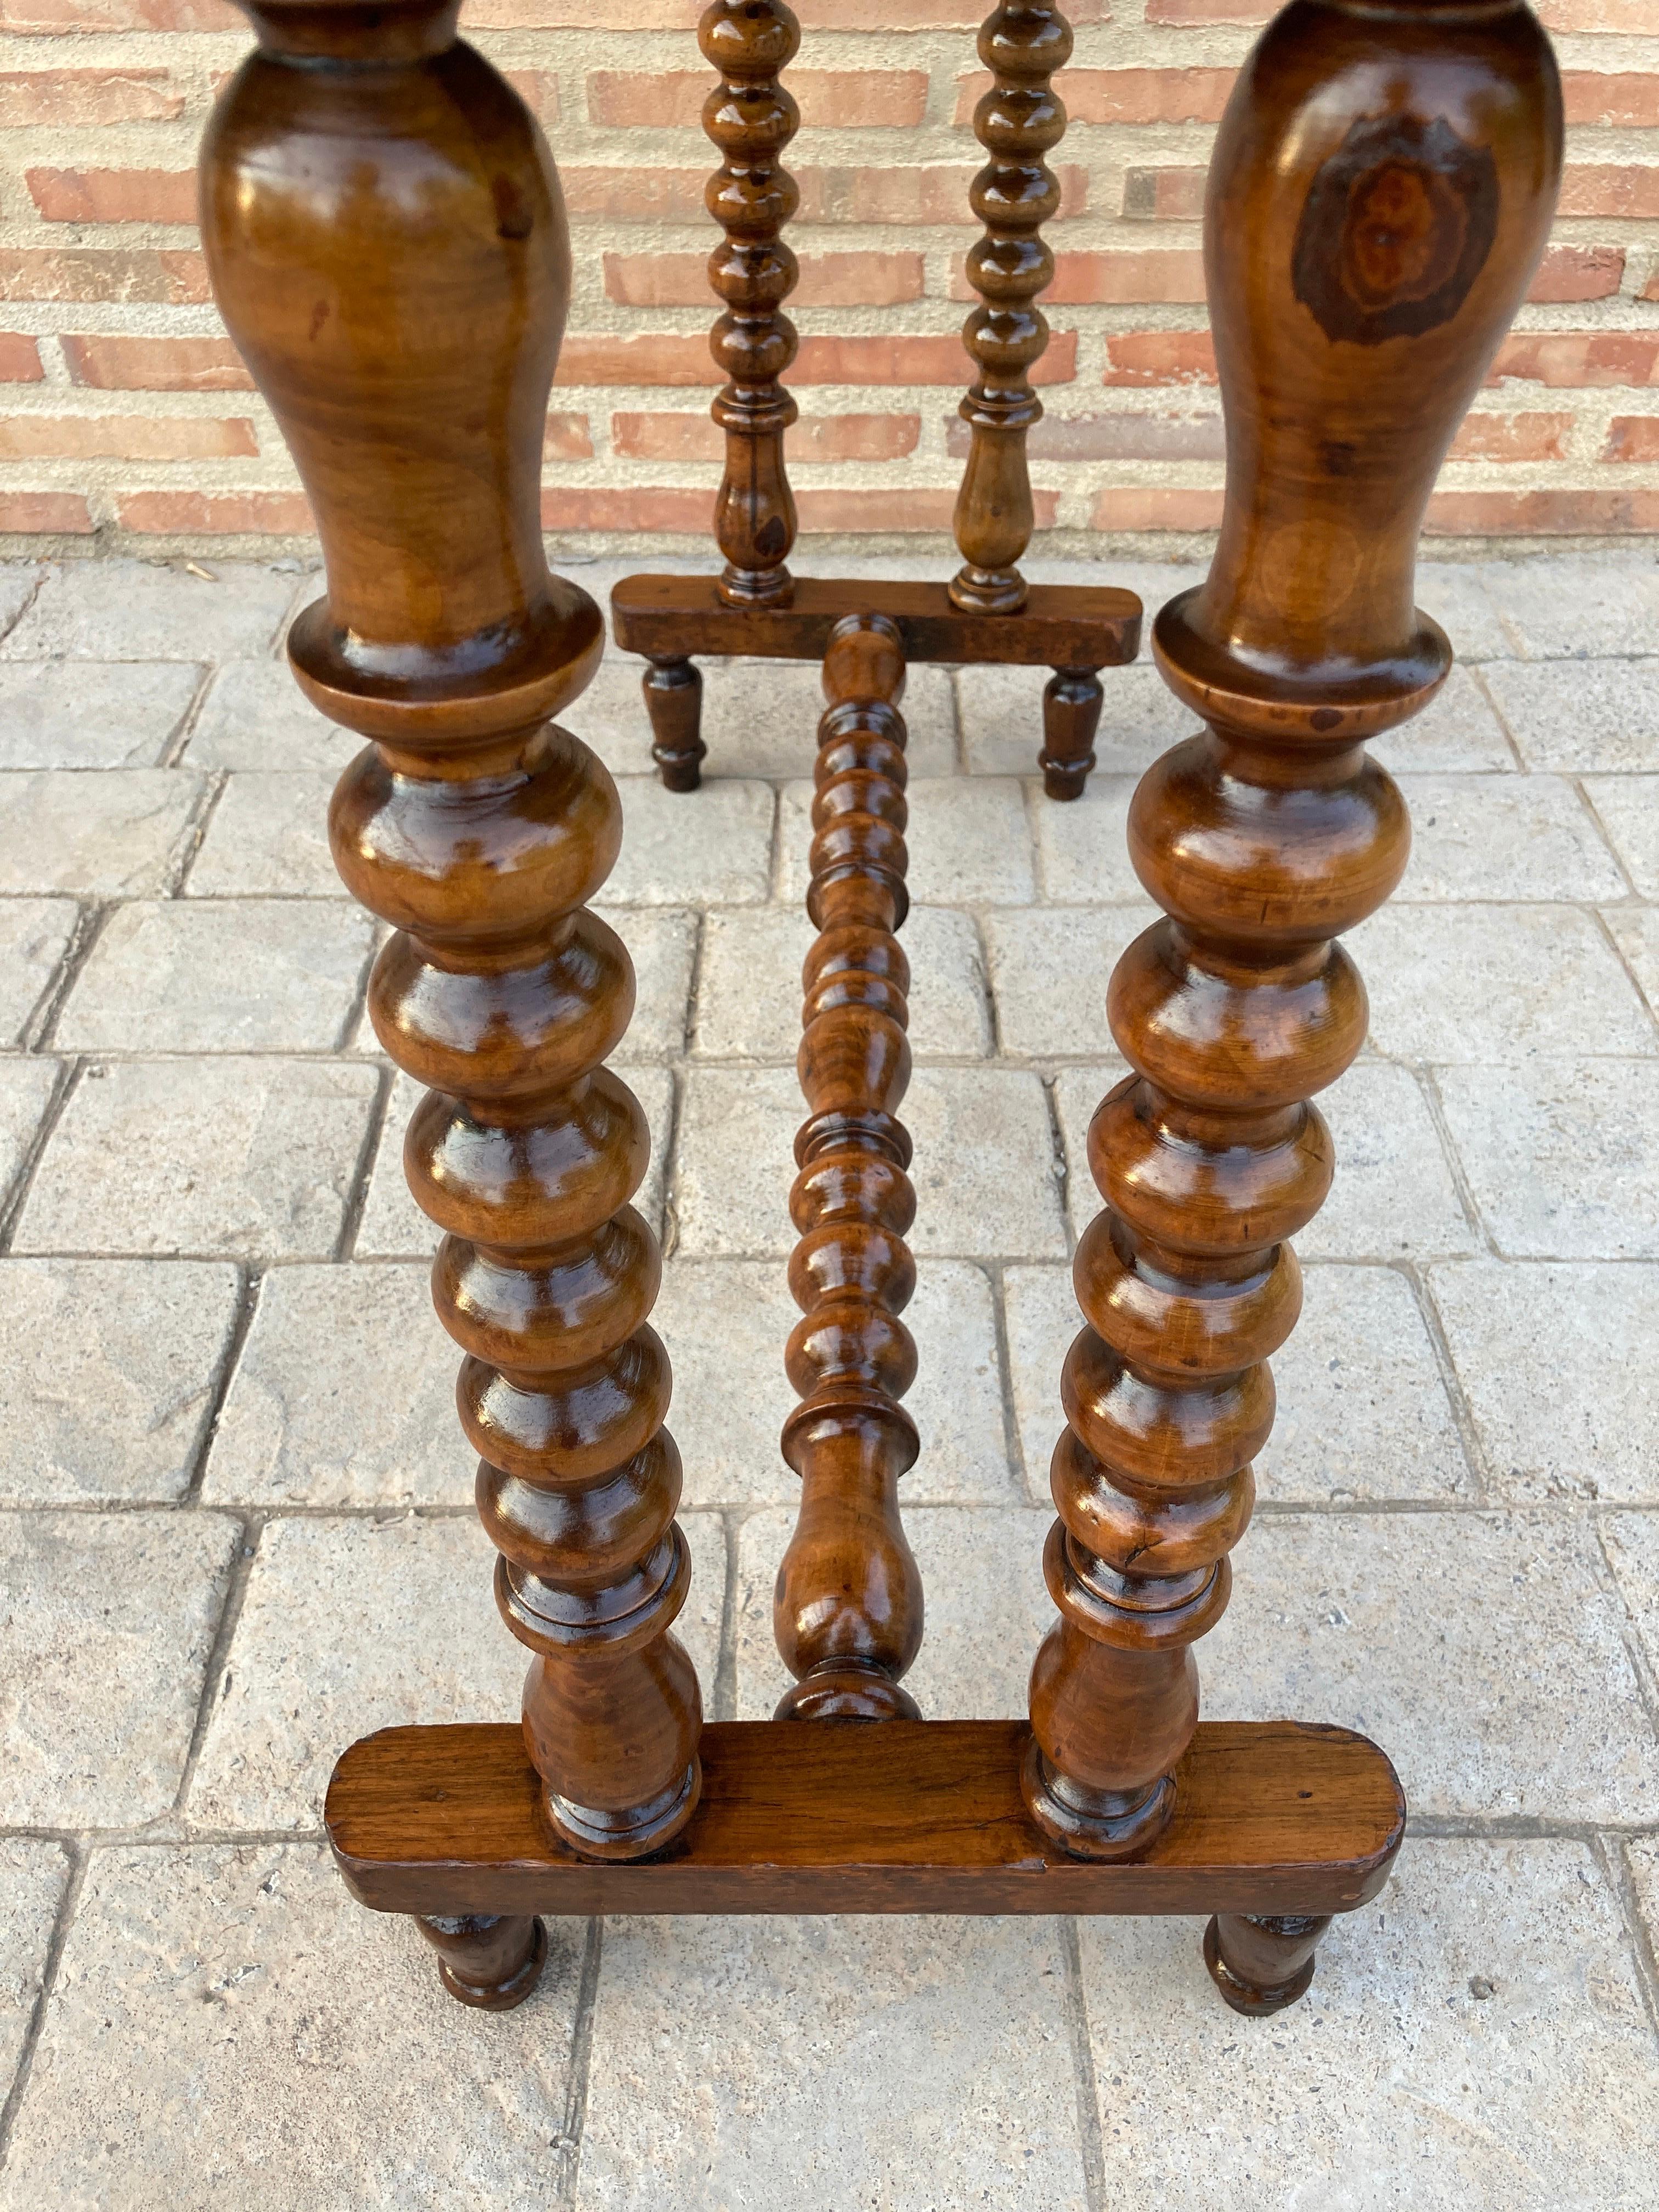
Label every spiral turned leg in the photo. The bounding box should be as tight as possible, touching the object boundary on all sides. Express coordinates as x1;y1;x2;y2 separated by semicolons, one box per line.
1022;0;1560;1891
774;614;923;1723
702;0;800;613
950;0;1071;620
199;0;705;1904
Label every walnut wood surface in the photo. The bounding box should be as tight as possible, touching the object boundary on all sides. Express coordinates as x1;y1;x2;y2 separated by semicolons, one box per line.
328;1719;1404;1917
611;574;1139;669
1204;1911;1333;2016
951;0;1073;616
702;0;800;608
775;616;923;1721
200;0;704;1867
1023;0;1561;1863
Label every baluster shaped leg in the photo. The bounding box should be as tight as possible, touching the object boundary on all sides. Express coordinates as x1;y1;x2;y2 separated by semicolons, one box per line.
1023;0;1560;1939
703;0;800;614
415;1914;547;2012
775;616;923;1722
200;0;706;1977
1204;1914;1331;2017
1039;664;1102;801
951;1;1070;622
644;655;705;792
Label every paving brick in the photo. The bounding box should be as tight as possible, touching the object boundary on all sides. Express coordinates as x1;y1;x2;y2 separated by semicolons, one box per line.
183;659;353;774
657;1255;1014;1508
356;1064;672;1257
1031;775;1154;903
1479;558;1659;660
983;905;1154;1057
1437;1059;1659;1258
958;659;1194;777
0;1508;235;1826
0;768;201;895
1413;567;1515;663
185;771;342;897
1430;1259;1659;1503
0;897;75;1043
1076;1839;1659;2210
1003;1259;1470;1509
0;1843;586;2212
777;774;1036;906
202;1263;470;1508
578;1906;1088;2212
1354;904;1656;1061
16;1057;378;1260
0;659;200;768
0;1839;69;2108
1585;776;1659;896
0;1257;238;1504
692;903;990;1060
1607;906;1659;1014
1;560;297;662
0;1054;61;1207
671;1063;812;1259
1395;772;1625;901
1483;659;1659;772
1204;1508;1655;1823
1605;1513;1659;1681
0;562;37;637
57;899;374;1052
1370;665;1516;773
605;775;773;906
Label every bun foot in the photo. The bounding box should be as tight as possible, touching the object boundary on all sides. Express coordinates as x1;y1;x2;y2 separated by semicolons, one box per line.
1203;1911;1331;2016
416;1912;548;2011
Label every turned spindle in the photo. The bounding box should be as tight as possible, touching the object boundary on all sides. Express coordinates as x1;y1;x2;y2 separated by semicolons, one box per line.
200;0;704;1938
774;614;924;1722
1023;0;1560;1975
415;1913;546;2012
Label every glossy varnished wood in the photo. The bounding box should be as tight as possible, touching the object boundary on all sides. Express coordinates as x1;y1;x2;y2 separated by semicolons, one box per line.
612;573;1139;670
329;1719;1404;1918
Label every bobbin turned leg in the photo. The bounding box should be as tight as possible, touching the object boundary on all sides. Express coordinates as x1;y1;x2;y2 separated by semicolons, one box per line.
775;615;923;1722
644;655;704;791
1204;1913;1331;2017
200;0;706;1968
1022;0;1560;1915
416;1914;547;2012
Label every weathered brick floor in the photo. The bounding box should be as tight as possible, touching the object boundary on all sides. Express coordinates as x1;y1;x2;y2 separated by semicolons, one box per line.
0;551;1657;2208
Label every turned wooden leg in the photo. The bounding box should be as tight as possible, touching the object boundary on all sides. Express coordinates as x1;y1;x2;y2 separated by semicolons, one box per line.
1022;0;1561;1861
702;0;799;610
201;0;703;1864
1039;665;1102;800
415;1914;546;2012
774;614;923;1722
1204;1912;1331;2017
950;0;1070;618
644;654;704;791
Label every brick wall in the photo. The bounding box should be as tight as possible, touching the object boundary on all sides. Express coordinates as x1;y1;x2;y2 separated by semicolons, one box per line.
0;0;1656;556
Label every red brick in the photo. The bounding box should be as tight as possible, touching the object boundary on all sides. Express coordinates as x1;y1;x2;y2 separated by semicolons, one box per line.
955;66;1233;127
1561;71;1659;126
1537;0;1659;31
1091;487;1225;531
118;490;317;534
1558;167;1659;219
567;163;1085;228
1102;331;1217;386
502;70;558;121
27;167;195;225
560;169;707;224
0;248;207;303
0;493;92;535
543;411;592;460
1446;411;1573;464
1122;167;1207;221
612;409;920;462
0;0;236;26
1047;251;1206;305
1145;0;1269;22
946;410;1224;462
1528;245;1624;303
589;69;928;129
0;332;42;382
472;0;1068;22
1488;332;1659;387
795;488;1052;533
64;334;250;391
603;251;924;309
1425;488;1659;534
793;0;1103;25
541;487;714;533
1604;415;1659;461
0;415;257;460
793;331;1075;385
0;68;181;123
555;335;713;387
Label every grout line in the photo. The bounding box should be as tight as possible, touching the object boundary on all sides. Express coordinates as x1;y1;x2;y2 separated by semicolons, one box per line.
0;1838;86;2181
552;1917;605;2212
179;1266;263;1508
1059;1917;1108;2212
161;768;228;900
1412;1064;1499;1259
334;1062;393;1263
711;1508;740;1725
0;1055;80;1255
1600;1834;1659;2046
1591;1510;1659;1750
158;661;219;772
22;900;104;1056
983;1257;1037;1504
1403;1260;1493;1505
1589;900;1659;1039
169;1508;264;1821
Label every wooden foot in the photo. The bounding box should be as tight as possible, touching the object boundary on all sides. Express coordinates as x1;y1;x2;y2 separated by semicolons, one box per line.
1204;1912;1331;2017
1039;665;1102;799
644;655;704;790
415;1912;547;2012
